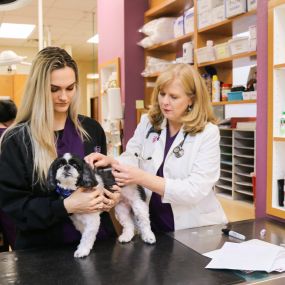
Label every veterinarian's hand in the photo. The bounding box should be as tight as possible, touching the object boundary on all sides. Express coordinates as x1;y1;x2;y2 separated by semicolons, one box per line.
112;164;143;186
84;153;118;169
101;185;121;212
64;187;104;214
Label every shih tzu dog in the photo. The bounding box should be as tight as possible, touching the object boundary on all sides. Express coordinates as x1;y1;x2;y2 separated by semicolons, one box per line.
47;152;156;258
47;153;103;258
114;154;156;245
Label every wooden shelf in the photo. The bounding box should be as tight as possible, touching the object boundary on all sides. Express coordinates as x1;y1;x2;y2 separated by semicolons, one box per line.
212;100;256;106
147;32;194;52
274;63;285;69
198;10;257;36
145;0;185;19
273;136;285;141
198;51;257;68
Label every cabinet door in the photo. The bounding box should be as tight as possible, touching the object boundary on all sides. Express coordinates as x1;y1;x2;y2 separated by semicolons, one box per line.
0;75;13;98
13;74;27;107
267;0;285;219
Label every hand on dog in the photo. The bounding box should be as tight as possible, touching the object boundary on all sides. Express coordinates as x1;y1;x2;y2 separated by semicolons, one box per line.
101;185;121;212
84;153;118;169
64;187;104;214
112;164;144;187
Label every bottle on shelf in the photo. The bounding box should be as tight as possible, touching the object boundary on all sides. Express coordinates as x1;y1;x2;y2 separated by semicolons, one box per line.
202;73;212;99
212;75;220;102
280;111;285;136
221;83;232;101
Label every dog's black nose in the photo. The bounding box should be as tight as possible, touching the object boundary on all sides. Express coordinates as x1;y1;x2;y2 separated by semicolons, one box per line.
64;165;71;171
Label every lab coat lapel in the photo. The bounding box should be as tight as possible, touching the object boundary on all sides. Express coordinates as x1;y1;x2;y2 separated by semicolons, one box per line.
165;128;185;161
151;120;167;173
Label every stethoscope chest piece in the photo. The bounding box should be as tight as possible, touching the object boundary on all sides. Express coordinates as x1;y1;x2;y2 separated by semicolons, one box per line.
173;146;184;158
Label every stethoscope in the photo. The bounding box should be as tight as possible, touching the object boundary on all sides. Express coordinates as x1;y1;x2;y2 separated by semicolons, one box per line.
134;126;188;160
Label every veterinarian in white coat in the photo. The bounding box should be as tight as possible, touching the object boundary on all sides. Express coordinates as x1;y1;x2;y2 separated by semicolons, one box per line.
87;63;227;232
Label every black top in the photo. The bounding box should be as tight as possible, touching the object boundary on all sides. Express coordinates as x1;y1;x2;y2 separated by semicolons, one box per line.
0;115;115;250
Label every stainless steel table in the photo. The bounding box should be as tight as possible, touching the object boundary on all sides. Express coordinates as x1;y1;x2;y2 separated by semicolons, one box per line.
169;218;285;284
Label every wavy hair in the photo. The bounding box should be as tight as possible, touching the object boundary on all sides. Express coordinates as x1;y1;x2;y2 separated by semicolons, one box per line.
1;47;88;185
148;63;217;134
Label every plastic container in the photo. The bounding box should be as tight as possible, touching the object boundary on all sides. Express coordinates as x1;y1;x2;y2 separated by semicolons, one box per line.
195;40;215;64
214;42;231;59
212;75;220;102
280;111;285;136
227;91;243;101
228;37;249;55
221;83;232;101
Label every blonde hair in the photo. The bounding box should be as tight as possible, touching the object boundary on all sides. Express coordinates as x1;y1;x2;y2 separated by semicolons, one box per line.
148;63;217;134
1;47;88;185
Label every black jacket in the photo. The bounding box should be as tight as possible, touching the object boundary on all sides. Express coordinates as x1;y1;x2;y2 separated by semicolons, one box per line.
0;115;113;250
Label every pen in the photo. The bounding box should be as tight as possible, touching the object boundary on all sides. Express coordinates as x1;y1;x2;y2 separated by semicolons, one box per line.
222;228;246;240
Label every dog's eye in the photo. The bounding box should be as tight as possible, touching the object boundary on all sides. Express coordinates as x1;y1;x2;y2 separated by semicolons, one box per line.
69;159;79;169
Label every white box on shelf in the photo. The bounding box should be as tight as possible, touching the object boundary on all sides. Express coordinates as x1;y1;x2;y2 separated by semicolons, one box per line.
197;0;224;14
198;11;212;29
249;38;256;51
195;46;216;64
174;15;184;38
249;25;257;39
228;36;249;55
212;5;226;24
214;42;231;59
182;41;194;64
247;0;257;11
184;7;194;34
225;0;247;18
243;91;257;100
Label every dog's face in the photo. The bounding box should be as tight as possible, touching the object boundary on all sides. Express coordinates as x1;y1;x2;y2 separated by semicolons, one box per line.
47;153;98;191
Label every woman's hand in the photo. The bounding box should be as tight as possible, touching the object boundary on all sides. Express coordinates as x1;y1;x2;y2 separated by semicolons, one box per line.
101;185;121;212
63;187;104;214
84;152;118;168
112;163;145;187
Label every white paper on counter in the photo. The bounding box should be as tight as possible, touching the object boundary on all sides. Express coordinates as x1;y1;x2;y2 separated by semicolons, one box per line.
204;239;285;273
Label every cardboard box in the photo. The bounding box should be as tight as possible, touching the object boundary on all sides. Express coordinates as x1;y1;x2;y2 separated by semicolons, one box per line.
198;11;212;29
212;5;226;24
225;0;247;18
247;0;257;11
184;7;194;34
174;16;184;38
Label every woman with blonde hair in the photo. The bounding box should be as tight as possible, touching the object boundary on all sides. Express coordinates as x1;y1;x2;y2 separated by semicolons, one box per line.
87;63;227;234
0;47;120;250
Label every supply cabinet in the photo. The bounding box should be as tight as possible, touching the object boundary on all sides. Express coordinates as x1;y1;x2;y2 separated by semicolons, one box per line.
216;128;255;203
140;0;257;111
267;0;285;219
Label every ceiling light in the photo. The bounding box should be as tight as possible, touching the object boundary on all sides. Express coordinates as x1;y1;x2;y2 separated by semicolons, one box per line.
0;0;32;11
87;34;99;44
0;23;35;39
87;73;99;80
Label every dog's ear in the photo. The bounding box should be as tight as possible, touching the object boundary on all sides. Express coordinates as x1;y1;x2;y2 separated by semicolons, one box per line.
46;159;58;191
77;161;98;188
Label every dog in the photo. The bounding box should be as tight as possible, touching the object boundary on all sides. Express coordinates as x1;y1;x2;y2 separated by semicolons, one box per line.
47;153;103;258
113;154;156;245
47;152;156;258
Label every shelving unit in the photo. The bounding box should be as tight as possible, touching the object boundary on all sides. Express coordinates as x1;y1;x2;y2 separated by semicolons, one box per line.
142;0;257;110
267;0;285;219
216;128;255;204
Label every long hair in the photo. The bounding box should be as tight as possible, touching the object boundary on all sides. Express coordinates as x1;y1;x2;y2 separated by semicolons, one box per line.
148;63;217;134
1;46;88;185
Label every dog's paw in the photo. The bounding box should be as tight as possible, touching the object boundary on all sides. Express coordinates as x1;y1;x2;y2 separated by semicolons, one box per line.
141;231;156;244
118;231;134;243
74;247;91;258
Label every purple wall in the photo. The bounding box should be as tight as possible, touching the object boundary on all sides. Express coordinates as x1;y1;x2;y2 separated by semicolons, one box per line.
97;0;147;147
255;0;268;217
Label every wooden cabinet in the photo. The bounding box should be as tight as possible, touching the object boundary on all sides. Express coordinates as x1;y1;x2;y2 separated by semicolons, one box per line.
0;74;27;107
142;0;257;109
216;128;255;204
267;0;285;219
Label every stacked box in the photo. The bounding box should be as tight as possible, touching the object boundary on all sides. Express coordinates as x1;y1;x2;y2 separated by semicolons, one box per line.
225;0;247;18
247;0;257;11
184;7;194;34
174;16;184;38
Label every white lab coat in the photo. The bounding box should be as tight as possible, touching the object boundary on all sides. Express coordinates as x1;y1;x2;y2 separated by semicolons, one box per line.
123;115;228;230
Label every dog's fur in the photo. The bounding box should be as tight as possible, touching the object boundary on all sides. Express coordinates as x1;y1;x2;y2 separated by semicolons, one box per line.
47;152;156;258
